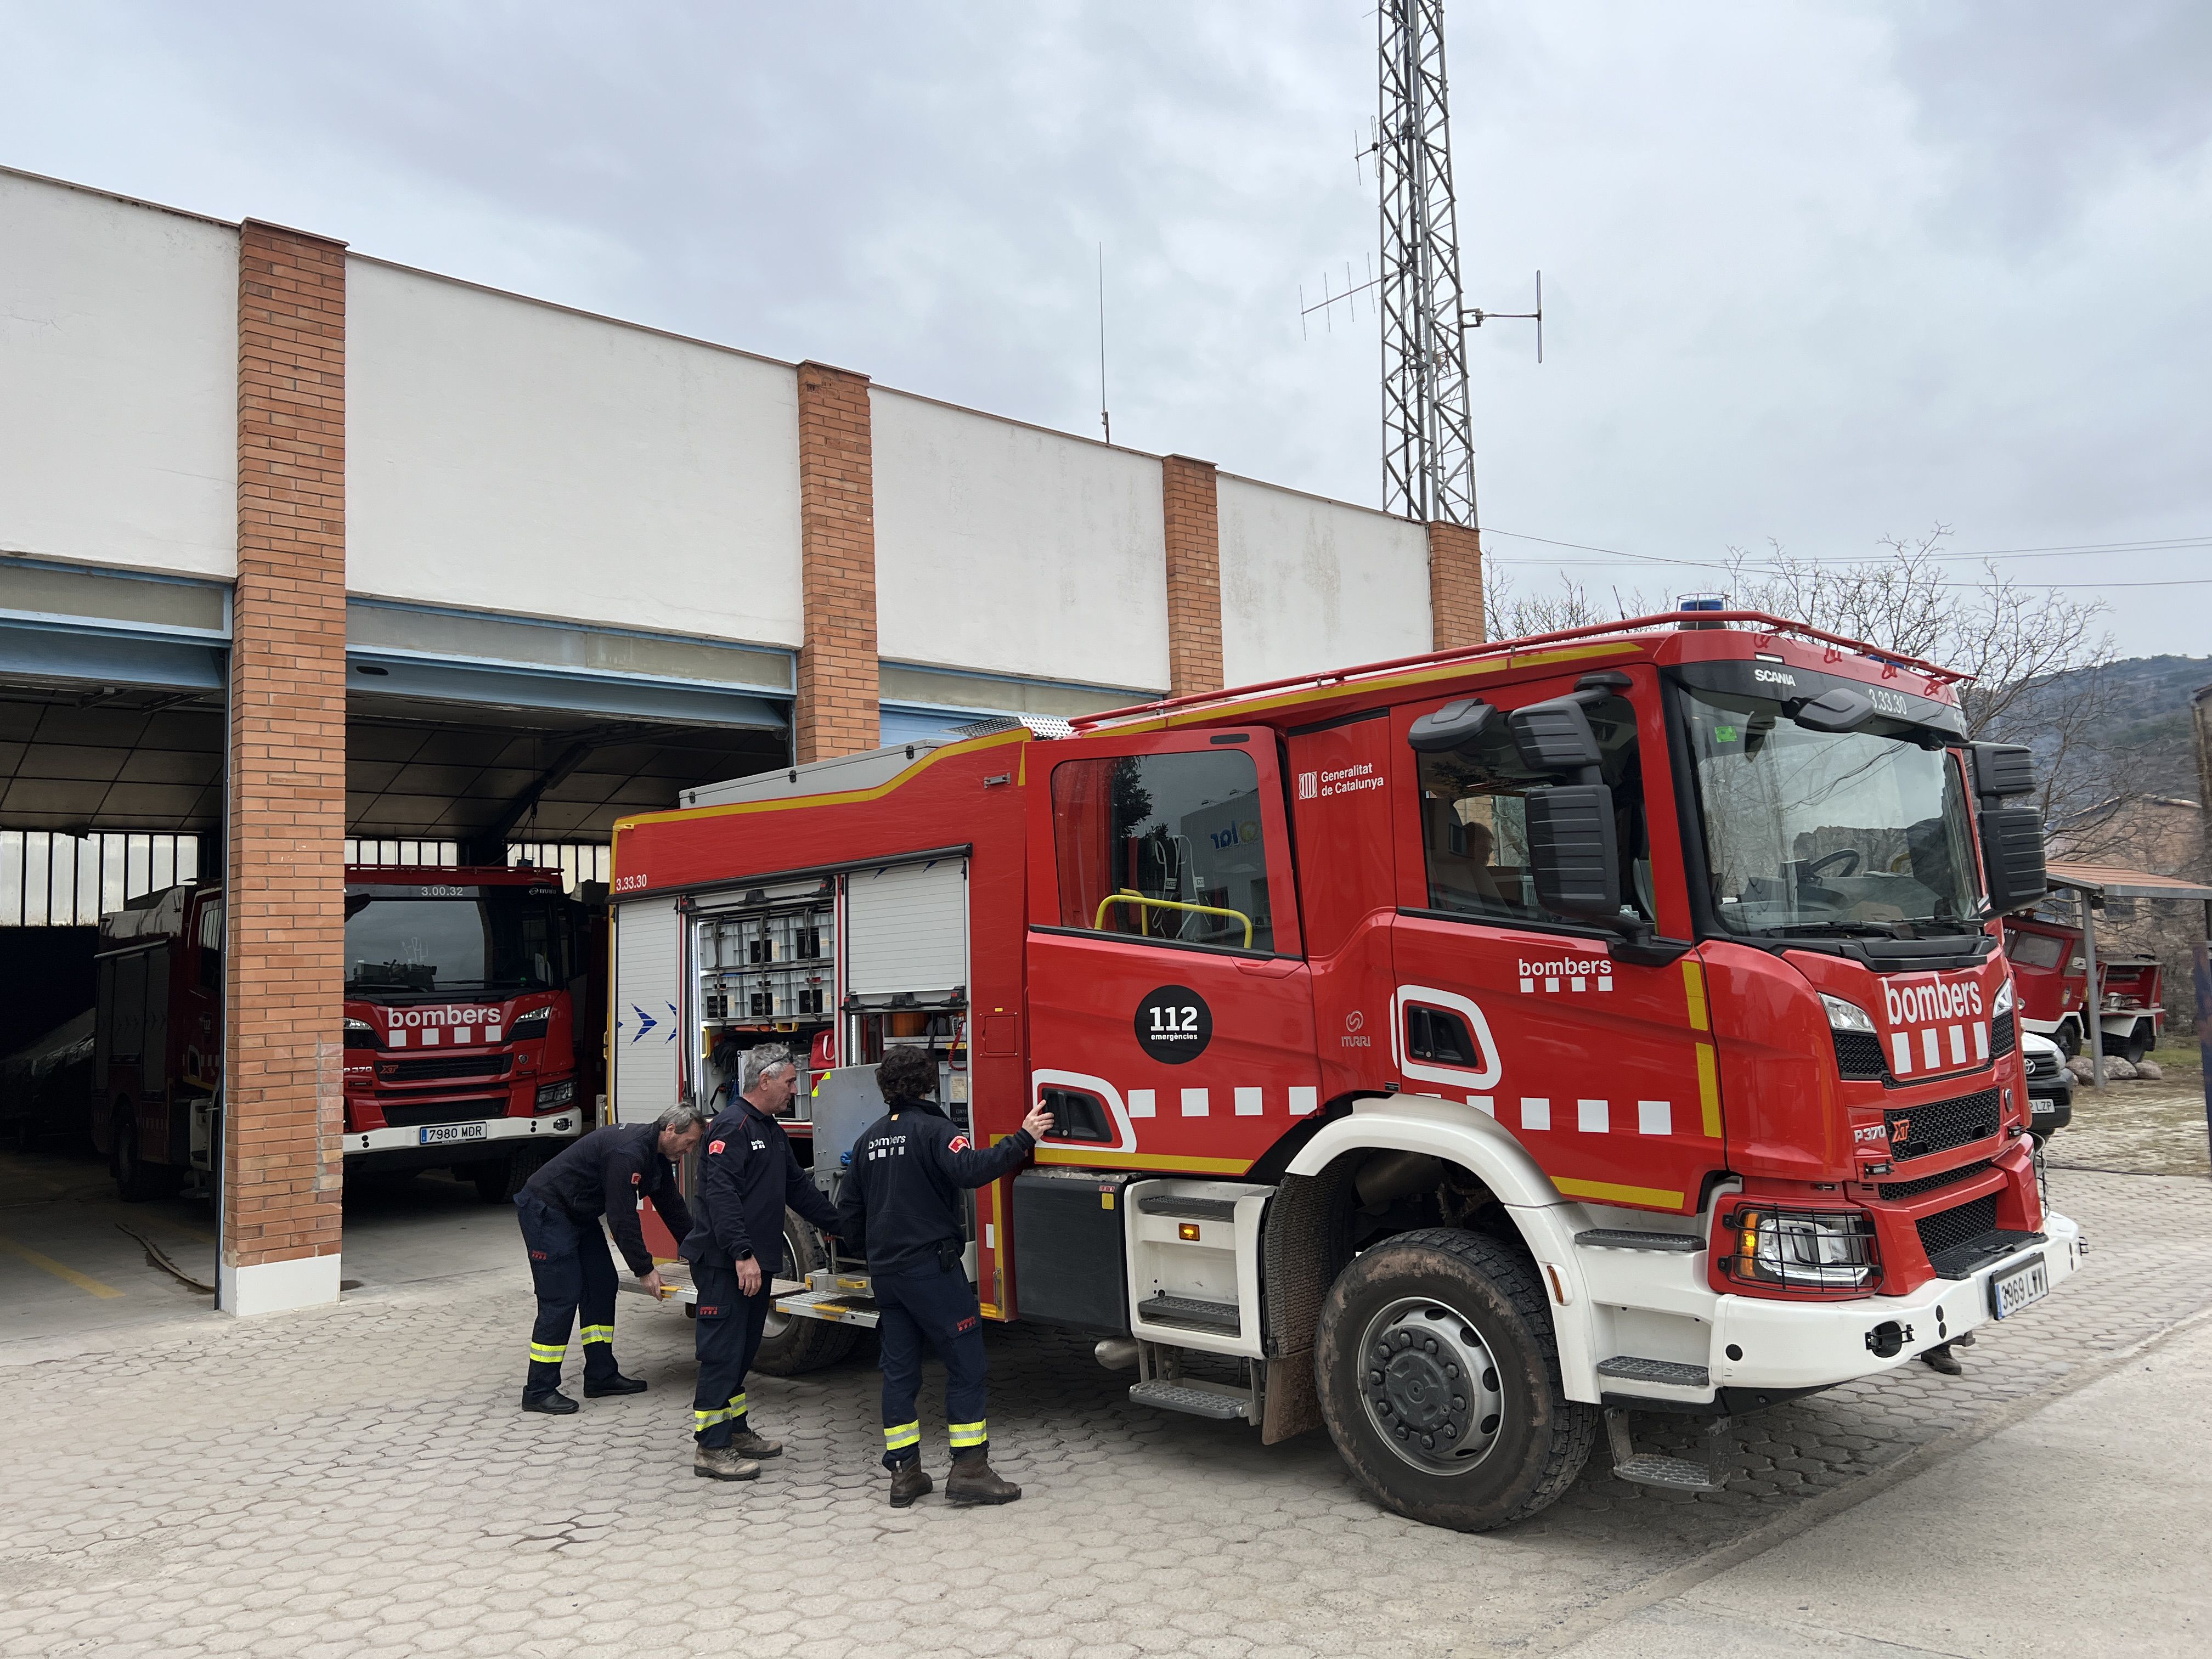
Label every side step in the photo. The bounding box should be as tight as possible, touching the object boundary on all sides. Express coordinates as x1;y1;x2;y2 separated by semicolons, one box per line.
1576;1228;1705;1253
1137;1195;1240;1222
1604;1408;1733;1492
1129;1378;1250;1421
774;1287;881;1329
1138;1294;1242;1334
1595;1355;1710;1389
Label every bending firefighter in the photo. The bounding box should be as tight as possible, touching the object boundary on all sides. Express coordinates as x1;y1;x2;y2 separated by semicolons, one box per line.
838;1047;1053;1508
514;1104;704;1413
681;1043;843;1482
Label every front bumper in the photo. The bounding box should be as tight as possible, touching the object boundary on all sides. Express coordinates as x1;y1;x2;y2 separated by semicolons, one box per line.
1709;1209;2083;1392
341;1107;582;1158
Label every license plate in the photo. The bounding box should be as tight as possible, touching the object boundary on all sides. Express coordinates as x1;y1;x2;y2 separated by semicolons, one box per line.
2030;1099;2055;1116
1988;1255;2049;1320
419;1122;489;1146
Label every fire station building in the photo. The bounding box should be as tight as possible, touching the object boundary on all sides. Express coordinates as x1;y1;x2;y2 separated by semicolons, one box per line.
0;164;1484;1316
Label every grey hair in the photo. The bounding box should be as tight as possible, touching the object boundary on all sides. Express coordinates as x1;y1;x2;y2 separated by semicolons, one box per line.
654;1103;707;1136
739;1042;797;1094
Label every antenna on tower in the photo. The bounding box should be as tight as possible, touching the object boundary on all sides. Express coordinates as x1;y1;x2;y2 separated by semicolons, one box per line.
1299;2;1544;528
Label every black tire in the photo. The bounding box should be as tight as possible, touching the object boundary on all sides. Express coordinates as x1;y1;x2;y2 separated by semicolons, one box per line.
472;1146;550;1204
1315;1227;1598;1532
751;1211;860;1376
112;1109;175;1203
2055;1020;2081;1059
2120;1032;2148;1065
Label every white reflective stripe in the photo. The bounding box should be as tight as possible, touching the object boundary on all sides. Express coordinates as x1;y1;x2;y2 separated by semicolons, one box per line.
1921;1029;1940;1070
1638;1100;1672;1135
1128;1090;1156;1118
1288;1087;1317;1116
1521;1097;1551;1131
422;1028;442;1046
1468;1095;1495;1117
1974;1022;1990;1061
1234;1087;1262;1117
1891;1032;1914;1075
1577;1099;1608;1133
1180;1088;1208;1117
388;1029;407;1047
1948;1025;1966;1065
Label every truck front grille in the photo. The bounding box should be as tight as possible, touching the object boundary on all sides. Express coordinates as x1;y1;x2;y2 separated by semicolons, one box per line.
377;1054;514;1084
1878;1159;1992;1201
1884;1089;2001;1162
1915;1193;1999;1260
1832;1031;1889;1081
1990;1011;2017;1058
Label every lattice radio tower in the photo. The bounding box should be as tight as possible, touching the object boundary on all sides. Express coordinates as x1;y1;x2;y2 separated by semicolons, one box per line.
1378;0;1476;527
1305;2;1540;527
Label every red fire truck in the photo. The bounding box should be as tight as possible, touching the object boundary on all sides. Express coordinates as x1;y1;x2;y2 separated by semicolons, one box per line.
93;865;599;1203
2000;912;2165;1063
608;610;2081;1531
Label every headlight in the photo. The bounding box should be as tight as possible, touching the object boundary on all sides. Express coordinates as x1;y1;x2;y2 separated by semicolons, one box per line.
535;1079;575;1110
1992;977;2014;1018
343;1017;378;1048
1820;994;1877;1035
1725;1206;1880;1291
509;1007;552;1040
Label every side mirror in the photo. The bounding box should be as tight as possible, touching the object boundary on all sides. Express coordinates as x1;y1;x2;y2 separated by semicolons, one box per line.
1971;742;2038;800
1979;804;2048;914
1509;697;1604;775
1525;784;1623;925
1408;698;1497;753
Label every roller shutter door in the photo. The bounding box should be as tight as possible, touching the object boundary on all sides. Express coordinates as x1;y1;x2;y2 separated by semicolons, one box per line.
847;859;967;995
611;895;682;1122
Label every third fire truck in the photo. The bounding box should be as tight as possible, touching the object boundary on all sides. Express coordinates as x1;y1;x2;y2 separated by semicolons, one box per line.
607;609;2081;1531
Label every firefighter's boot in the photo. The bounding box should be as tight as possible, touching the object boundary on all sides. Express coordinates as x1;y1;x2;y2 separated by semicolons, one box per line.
1919;1343;1964;1376
944;1455;1020;1506
725;1427;782;1459
521;1389;579;1415
693;1446;761;1482
888;1461;933;1508
584;1372;649;1398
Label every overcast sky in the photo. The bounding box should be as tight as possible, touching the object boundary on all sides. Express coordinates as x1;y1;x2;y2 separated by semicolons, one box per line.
5;1;2207;654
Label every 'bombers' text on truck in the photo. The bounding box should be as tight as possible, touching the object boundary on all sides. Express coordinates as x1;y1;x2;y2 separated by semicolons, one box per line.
607;609;2080;1531
93;865;601;1203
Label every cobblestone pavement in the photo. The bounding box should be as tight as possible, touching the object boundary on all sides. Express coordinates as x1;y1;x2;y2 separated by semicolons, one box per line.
2;1168;2207;1659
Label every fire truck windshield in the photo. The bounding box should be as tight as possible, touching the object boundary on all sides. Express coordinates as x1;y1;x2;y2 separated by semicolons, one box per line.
1681;689;1981;939
343;887;567;994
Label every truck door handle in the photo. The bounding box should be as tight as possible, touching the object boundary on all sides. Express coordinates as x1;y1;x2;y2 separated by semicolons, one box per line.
1234;958;1301;980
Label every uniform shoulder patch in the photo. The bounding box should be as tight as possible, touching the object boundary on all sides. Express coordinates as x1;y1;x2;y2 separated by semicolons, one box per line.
708;1139;725;1155
947;1134;971;1153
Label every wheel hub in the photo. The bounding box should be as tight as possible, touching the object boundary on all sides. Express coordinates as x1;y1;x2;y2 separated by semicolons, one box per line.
1358;1297;1505;1475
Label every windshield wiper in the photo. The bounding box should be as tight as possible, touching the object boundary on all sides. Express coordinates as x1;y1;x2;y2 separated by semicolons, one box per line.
1761;921;1909;939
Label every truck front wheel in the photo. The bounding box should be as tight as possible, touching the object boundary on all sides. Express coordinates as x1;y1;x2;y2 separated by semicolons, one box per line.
111;1108;174;1203
1314;1227;1597;1531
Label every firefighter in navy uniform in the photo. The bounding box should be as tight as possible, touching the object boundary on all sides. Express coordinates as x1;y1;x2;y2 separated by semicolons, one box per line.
838;1046;1053;1508
681;1043;843;1481
514;1103;705;1413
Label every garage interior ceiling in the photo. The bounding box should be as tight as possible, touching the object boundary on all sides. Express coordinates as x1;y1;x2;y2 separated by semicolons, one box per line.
0;678;788;842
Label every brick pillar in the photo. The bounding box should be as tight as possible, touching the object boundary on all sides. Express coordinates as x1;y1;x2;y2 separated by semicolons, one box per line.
1427;521;1486;650
1161;454;1223;696
222;219;348;1316
793;361;879;761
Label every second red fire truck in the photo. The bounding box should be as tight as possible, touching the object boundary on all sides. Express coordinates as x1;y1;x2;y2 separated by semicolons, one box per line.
608;608;2081;1530
93;864;599;1202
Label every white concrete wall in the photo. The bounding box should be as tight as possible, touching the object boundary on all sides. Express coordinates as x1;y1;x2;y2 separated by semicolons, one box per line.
871;390;1169;691
1217;473;1432;686
0;172;238;579
347;258;804;648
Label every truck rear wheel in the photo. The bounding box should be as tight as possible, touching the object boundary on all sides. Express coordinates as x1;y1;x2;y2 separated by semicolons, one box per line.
1314;1227;1596;1532
111;1108;175;1203
751;1212;859;1376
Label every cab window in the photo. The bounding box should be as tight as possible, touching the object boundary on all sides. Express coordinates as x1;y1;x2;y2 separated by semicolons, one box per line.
1414;692;1652;928
1051;751;1277;955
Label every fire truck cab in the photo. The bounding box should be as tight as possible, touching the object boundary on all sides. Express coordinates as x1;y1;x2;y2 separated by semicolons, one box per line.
610;611;2081;1531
